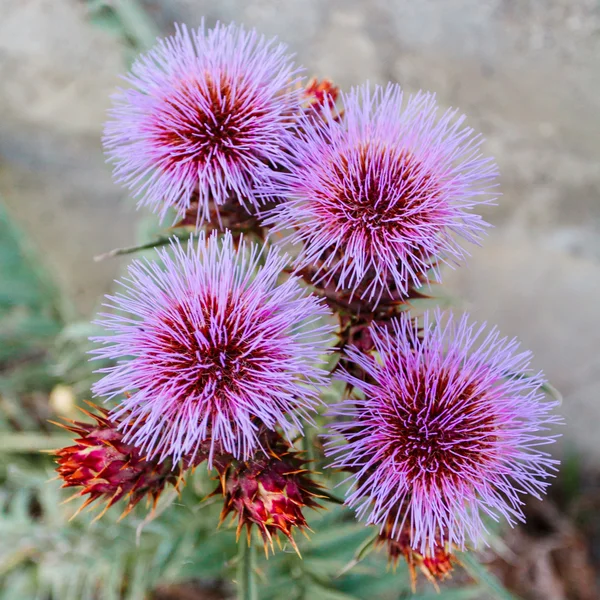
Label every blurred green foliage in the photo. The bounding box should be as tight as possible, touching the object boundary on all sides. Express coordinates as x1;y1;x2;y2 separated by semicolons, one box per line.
0;202;65;433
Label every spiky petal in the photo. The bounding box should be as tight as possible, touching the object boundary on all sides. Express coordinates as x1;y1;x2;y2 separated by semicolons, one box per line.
326;310;561;553
52;404;180;519
217;429;322;553
104;22;303;224
91;231;333;465
265;83;498;305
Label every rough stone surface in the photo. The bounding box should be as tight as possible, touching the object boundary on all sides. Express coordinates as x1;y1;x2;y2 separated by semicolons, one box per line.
1;0;599;460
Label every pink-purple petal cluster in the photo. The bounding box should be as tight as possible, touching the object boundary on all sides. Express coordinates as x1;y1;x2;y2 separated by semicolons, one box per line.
91;231;333;465
104;22;303;223
325;310;561;553
265;83;498;304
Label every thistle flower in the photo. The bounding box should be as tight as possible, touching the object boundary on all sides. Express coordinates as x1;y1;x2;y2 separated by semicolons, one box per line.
104;22;303;224
91;231;333;465
217;428;322;554
52;404;181;519
265;84;498;305
326;310;561;553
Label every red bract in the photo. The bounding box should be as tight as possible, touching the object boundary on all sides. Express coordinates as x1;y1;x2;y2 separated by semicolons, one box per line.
303;78;339;110
376;512;455;591
217;430;322;554
52;404;181;520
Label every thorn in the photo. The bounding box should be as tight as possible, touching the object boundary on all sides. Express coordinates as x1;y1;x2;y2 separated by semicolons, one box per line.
92;501;112;523
287;535;302;558
235;518;244;541
68;495;96;521
61;491;83;505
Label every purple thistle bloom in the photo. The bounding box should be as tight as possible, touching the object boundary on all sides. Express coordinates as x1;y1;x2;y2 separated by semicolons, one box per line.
325;310;561;553
91;231;333;465
104;22;303;223
264;83;498;304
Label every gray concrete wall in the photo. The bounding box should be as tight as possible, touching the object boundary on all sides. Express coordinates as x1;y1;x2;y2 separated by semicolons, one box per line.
1;0;599;459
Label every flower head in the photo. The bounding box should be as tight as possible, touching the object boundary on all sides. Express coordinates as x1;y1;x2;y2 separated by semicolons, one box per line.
326;310;561;553
217;428;322;554
265;84;498;304
104;22;303;223
52;404;181;519
91;231;333;465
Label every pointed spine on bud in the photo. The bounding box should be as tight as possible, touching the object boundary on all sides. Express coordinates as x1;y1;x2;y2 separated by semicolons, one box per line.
51;403;182;520
376;513;455;591
216;429;323;555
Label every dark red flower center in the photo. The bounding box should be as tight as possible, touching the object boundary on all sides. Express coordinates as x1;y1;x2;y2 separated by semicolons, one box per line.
382;370;499;488
318;142;442;245
150;296;283;407
152;72;269;167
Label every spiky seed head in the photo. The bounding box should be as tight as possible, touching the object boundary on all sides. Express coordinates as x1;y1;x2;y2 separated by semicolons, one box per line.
217;429;322;554
52;404;181;520
376;509;455;591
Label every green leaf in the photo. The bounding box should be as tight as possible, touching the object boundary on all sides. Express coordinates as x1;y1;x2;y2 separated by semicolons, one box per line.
408;586;487;600
336;530;378;577
458;552;518;600
304;583;360;600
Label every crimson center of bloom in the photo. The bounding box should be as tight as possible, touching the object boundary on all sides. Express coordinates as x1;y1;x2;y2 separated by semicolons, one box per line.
320;142;440;243
383;371;498;488
153;73;266;169
153;297;278;407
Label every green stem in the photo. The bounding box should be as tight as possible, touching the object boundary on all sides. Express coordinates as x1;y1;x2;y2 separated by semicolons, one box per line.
236;536;258;600
93;232;193;262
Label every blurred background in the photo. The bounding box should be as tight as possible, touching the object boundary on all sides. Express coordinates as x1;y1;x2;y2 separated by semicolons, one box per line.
1;1;599;599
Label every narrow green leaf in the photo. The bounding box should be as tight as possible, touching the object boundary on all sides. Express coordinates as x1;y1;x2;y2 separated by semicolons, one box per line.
408;586;487;600
93;232;193;261
110;0;160;50
304;583;359;600
458;552;518;600
336;530;379;577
